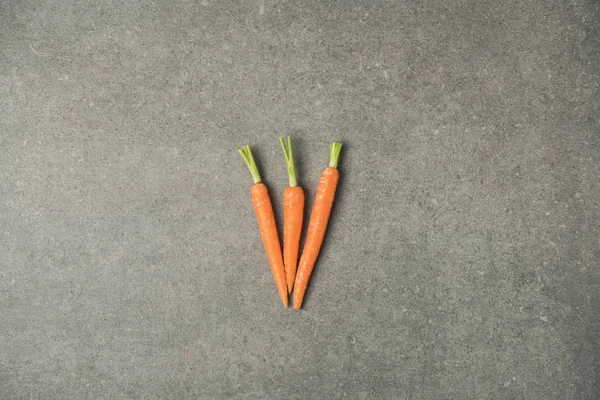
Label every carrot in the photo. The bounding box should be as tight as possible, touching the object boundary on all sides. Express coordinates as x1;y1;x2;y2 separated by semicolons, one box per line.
279;136;304;293
293;142;343;310
238;145;288;308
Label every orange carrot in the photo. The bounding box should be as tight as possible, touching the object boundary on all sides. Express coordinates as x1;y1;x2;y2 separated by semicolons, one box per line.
293;142;343;310
279;136;304;293
238;145;288;308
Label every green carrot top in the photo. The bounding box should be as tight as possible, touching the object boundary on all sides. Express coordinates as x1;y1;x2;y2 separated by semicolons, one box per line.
239;145;262;184
329;142;343;169
279;136;297;187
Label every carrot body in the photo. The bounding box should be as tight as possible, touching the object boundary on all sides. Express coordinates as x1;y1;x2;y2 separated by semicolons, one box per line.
283;186;304;292
250;183;288;308
293;142;342;310
239;145;288;308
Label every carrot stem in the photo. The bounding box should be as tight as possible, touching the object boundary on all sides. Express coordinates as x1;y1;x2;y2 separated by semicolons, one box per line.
329;142;343;169
279;136;297;187
239;145;262;184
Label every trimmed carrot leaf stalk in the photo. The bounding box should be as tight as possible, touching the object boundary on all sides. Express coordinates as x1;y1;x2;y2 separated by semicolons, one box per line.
279;136;297;187
329;142;343;168
238;145;262;184
293;142;342;310
238;145;288;308
279;136;304;293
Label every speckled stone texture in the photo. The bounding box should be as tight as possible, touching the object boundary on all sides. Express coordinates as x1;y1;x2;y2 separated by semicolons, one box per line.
1;1;599;399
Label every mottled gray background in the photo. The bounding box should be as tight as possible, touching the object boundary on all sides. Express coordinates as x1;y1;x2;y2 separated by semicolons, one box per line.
1;0;599;399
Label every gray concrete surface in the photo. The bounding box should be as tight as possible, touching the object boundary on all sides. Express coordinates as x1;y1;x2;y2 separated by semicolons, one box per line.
1;0;599;399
